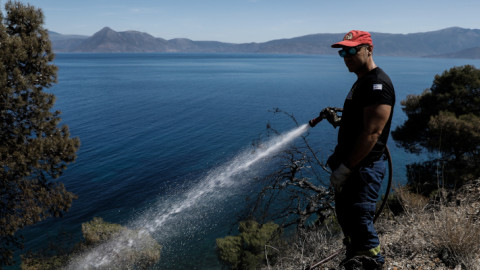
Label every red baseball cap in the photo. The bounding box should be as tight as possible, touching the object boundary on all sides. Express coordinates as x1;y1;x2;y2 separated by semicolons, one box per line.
331;30;373;48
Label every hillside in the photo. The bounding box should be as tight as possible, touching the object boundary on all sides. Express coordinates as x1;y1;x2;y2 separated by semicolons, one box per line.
429;46;480;59
258;180;480;269
50;27;480;58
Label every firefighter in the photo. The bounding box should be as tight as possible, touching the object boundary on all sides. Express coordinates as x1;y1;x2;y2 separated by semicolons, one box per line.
327;30;395;268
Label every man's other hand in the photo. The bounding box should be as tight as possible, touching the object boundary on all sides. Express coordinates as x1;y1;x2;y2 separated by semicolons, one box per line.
330;163;351;192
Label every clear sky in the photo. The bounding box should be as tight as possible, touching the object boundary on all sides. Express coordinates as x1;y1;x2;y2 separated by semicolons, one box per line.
9;0;480;43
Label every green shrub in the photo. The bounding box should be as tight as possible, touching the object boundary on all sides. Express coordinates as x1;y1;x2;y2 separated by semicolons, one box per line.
21;217;162;270
81;217;125;245
216;220;283;270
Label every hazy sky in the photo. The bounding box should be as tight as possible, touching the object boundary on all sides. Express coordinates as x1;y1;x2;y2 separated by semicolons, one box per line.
11;0;480;43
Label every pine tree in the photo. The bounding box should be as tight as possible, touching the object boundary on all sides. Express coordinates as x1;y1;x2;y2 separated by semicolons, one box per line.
392;65;480;194
0;1;80;266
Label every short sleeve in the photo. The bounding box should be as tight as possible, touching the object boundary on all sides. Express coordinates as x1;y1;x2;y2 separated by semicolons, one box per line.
358;71;395;107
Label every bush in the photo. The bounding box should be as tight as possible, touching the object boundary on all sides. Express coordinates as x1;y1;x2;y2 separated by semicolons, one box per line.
21;217;162;270
424;205;480;268
387;185;429;215
216;220;284;270
81;217;125;245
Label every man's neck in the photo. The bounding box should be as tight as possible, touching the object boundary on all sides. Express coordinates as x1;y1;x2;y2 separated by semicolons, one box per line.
355;60;377;78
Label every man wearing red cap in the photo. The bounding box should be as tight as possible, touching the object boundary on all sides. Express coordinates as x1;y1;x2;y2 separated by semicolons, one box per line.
326;30;395;268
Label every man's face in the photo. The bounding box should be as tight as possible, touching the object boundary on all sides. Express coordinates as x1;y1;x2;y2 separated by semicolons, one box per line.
340;45;370;74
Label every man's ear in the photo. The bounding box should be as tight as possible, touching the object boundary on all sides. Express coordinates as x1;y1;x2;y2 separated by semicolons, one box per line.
367;46;373;56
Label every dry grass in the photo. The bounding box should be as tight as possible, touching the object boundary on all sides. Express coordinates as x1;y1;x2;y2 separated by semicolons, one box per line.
260;180;480;270
389;182;480;269
261;228;343;270
394;185;429;214
426;204;480;269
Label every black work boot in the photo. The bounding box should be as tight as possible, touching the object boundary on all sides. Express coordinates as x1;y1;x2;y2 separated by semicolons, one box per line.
340;255;384;270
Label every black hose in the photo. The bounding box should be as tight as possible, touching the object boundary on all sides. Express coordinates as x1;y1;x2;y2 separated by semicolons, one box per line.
374;145;393;223
307;145;393;270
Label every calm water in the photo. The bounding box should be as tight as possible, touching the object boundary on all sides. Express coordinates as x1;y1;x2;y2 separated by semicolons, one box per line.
17;53;480;269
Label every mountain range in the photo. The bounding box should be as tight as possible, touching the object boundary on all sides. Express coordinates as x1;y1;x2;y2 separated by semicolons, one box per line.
50;27;480;58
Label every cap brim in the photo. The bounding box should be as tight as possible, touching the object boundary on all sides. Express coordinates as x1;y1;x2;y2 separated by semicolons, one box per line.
331;40;363;48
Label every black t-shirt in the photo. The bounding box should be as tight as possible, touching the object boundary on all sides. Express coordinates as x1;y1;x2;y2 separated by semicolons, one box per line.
332;67;395;168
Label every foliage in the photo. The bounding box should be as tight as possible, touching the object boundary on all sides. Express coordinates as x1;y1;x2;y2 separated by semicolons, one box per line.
392;65;480;194
81;217;125;245
20;217;162;270
216;220;284;270
19;231;72;270
385;185;429;217
77;217;162;270
0;1;80;266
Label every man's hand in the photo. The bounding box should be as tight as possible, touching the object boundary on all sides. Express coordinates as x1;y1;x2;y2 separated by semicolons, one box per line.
321;107;342;128
330;163;351;193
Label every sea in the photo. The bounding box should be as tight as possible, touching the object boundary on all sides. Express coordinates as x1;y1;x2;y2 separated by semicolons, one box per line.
14;53;480;269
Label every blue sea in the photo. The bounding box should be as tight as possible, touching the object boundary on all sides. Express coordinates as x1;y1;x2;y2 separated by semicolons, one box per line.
16;53;480;269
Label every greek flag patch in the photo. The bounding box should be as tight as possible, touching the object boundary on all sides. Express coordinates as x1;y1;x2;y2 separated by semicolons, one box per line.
373;84;383;91
373;84;382;90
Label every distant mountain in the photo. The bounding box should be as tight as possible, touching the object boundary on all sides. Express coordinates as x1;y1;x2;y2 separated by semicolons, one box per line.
74;27;169;52
371;27;480;58
49;31;88;41
428;46;480;59
50;27;480;58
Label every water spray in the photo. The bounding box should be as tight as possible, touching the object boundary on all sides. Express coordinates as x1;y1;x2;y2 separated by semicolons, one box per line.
67;124;310;269
66;109;392;269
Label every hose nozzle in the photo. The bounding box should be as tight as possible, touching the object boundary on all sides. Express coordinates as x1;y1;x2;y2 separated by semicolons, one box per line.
309;107;343;128
308;116;324;127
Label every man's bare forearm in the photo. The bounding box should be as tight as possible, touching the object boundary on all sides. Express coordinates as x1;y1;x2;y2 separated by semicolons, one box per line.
345;131;380;169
